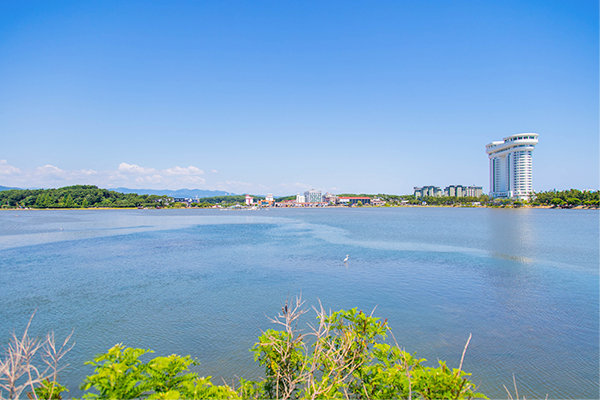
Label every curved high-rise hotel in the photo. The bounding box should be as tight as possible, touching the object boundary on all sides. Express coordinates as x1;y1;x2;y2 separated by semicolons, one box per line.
486;133;538;200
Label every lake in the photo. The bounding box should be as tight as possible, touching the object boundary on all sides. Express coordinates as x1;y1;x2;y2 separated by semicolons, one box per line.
0;207;598;398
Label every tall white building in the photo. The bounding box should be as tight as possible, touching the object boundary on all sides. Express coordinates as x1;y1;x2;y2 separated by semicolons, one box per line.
486;133;538;200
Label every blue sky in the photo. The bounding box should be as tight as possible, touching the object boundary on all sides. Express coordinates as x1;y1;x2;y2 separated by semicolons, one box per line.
1;1;597;195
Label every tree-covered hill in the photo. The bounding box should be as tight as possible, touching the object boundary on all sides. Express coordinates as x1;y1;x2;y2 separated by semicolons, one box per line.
0;185;170;208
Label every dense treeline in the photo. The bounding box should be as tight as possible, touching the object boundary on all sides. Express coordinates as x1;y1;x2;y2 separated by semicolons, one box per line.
190;195;265;206
276;195;296;201
384;190;599;208
409;195;490;206
0;185;169;209
372;194;488;206
323;194;490;207
532;189;599;207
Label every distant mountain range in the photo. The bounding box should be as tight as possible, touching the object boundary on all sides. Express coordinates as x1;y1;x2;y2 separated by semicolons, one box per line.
0;185;21;191
0;185;237;198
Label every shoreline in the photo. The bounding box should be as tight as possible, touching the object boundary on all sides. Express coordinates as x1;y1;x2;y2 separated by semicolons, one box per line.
1;205;597;211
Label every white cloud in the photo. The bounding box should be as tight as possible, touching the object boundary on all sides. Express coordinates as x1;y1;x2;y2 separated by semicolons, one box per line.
175;176;206;185
135;174;165;184
0;160;213;190
0;161;106;187
0;161;308;193
36;165;64;176
164;165;204;175
0;160;22;175
118;162;156;174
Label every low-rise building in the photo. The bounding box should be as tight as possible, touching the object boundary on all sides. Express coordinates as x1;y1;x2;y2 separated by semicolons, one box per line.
275;200;296;207
339;196;371;205
173;197;193;205
304;189;323;203
324;192;338;204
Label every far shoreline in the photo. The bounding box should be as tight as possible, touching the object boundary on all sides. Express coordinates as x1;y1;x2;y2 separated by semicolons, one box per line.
2;205;598;211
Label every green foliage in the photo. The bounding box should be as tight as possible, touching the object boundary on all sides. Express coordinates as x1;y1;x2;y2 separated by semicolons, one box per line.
247;302;486;399
252;330;304;399
276;195;297;202
534;189;598;206
81;344;238;400
33;378;69;399
0;185;170;209
362;343;481;399
416;195;490;206
199;195;264;205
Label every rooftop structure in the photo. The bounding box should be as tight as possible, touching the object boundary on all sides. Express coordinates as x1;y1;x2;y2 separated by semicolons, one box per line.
486;133;538;200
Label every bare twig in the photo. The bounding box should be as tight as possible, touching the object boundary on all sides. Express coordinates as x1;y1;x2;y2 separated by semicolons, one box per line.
504;374;537;400
457;333;472;374
0;314;73;400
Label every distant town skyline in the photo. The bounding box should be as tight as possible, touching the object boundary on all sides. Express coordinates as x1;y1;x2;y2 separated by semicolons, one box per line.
1;1;598;196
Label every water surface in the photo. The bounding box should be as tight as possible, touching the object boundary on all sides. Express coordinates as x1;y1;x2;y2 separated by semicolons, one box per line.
0;208;597;398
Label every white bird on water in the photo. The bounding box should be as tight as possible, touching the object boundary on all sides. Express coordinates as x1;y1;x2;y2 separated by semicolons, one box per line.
342;255;349;263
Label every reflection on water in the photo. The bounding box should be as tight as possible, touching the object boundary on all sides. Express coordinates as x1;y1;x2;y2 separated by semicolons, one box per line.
488;208;535;261
491;252;534;263
0;208;597;399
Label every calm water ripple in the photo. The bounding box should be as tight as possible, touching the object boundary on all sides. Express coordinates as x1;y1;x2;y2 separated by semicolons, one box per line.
0;208;598;399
